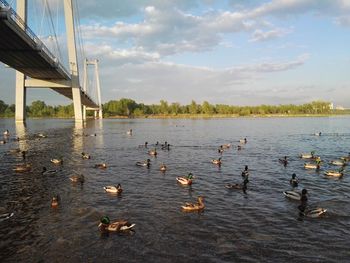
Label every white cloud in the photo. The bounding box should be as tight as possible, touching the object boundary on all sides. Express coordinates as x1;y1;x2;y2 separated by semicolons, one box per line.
249;28;292;42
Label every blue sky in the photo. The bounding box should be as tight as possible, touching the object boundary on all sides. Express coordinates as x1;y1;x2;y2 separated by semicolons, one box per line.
1;0;350;107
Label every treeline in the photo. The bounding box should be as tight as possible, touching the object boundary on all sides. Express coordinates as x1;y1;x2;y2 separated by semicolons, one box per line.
0;99;340;118
103;99;333;117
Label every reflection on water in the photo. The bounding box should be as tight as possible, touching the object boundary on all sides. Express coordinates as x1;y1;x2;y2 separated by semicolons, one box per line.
1;117;350;262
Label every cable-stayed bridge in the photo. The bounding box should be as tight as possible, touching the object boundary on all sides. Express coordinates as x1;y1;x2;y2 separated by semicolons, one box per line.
0;0;102;122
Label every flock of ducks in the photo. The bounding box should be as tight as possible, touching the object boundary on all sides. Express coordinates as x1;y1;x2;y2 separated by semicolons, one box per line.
2;128;348;232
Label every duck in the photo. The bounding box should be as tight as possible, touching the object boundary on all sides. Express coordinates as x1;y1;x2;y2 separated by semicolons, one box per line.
148;149;157;156
304;163;320;170
241;165;249;178
51;158;63;165
302;208;327;218
0;140;6;144
13;163;31;173
94;163;107;169
127;129;132;135
237;145;242;151
176;173;193;185
104;184;123;194
330;160;346;166
314;132;322;136
81;152;91;159
212;158;222;165
340;153;350;162
160;164;167;172
0;212;14;222
70;174;85;183
136;159;151;168
9;148;21;154
41;167;57;175
324;170;343;177
3;129;9;136
222;143;231;149
290;173;299;187
98;216;135;232
37;133;47;138
300;151;315;159
239;138;247;144
181;196;205;212
51;196;59;208
226;178;249;193
283;190;302;201
279;156;288;166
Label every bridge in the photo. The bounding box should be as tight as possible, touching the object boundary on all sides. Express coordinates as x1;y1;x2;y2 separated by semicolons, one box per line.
0;0;102;122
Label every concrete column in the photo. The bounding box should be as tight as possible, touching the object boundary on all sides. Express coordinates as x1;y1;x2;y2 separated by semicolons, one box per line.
82;58;87;121
15;0;27;122
64;0;83;122
95;59;103;119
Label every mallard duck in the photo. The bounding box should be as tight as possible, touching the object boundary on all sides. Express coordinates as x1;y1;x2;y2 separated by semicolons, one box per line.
95;163;107;169
290;173;299;187
304;163;320;170
3;129;9;136
340;153;350;162
13;163;31;173
181;196;205;212
41;167;57;175
9;149;21;154
127;129;132;135
303;208;327;218
222;143;231;149
324;170;343;177
51;196;59;208
136;159;151;167
81;152;91;159
70;174;85;183
212;158;222;165
98;216;135;232
160;164;167;171
239;138;247;144
176;173;193;185
37;133;47;138
148;149;157;156
330;160;346;166
104;184;123;194
279;156;288;166
51;158;63;165
300;152;315;159
283;190;302;200
314;132;322;136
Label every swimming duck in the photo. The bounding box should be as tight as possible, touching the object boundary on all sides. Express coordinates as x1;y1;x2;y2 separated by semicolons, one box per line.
340;153;350;162
304;163;320;170
13;163;31;173
212;158;222;165
41;167;57;175
324;169;344;177
51;196;59;208
160;164;167;171
300;151;315;159
127;129;132;135
302;208;327;218
226;178;249;193
176;173;193;185
279;156;288;166
3;129;9;136
148;149;157;156
222;143;231;149
290;173;299;187
51;158;63;165
70;174;85;183
314;132;322;136
239;138;247;144
330;160;346;166
37;133;47;138
0;212;14;222
218;145;224;154
9;149;21;154
95;163;107;169
237;145;242;150
241;165;249;178
283;190;302;201
81;152;91;159
104;184;123;194
98;216;135;232
181;196;205;212
136;159;151;168
0;140;6;144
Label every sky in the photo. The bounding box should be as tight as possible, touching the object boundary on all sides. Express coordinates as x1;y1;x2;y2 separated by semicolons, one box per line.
1;0;350;107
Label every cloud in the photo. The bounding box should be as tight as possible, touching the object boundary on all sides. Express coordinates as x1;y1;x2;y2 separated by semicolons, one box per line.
249;28;292;42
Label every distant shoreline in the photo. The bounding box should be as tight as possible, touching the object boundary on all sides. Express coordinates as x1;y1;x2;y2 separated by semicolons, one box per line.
2;113;350;120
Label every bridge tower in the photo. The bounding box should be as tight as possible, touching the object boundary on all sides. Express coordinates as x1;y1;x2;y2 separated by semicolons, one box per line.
14;0;87;122
82;59;103;120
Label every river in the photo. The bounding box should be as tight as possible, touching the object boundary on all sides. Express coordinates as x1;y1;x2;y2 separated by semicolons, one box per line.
0;117;350;262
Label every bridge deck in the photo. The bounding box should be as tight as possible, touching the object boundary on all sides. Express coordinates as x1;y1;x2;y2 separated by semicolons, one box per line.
0;5;99;109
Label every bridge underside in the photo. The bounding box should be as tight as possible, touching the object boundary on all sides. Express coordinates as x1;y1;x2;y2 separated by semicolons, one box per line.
0;7;99;109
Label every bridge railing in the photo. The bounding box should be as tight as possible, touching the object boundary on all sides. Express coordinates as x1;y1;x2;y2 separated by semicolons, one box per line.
0;0;70;78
